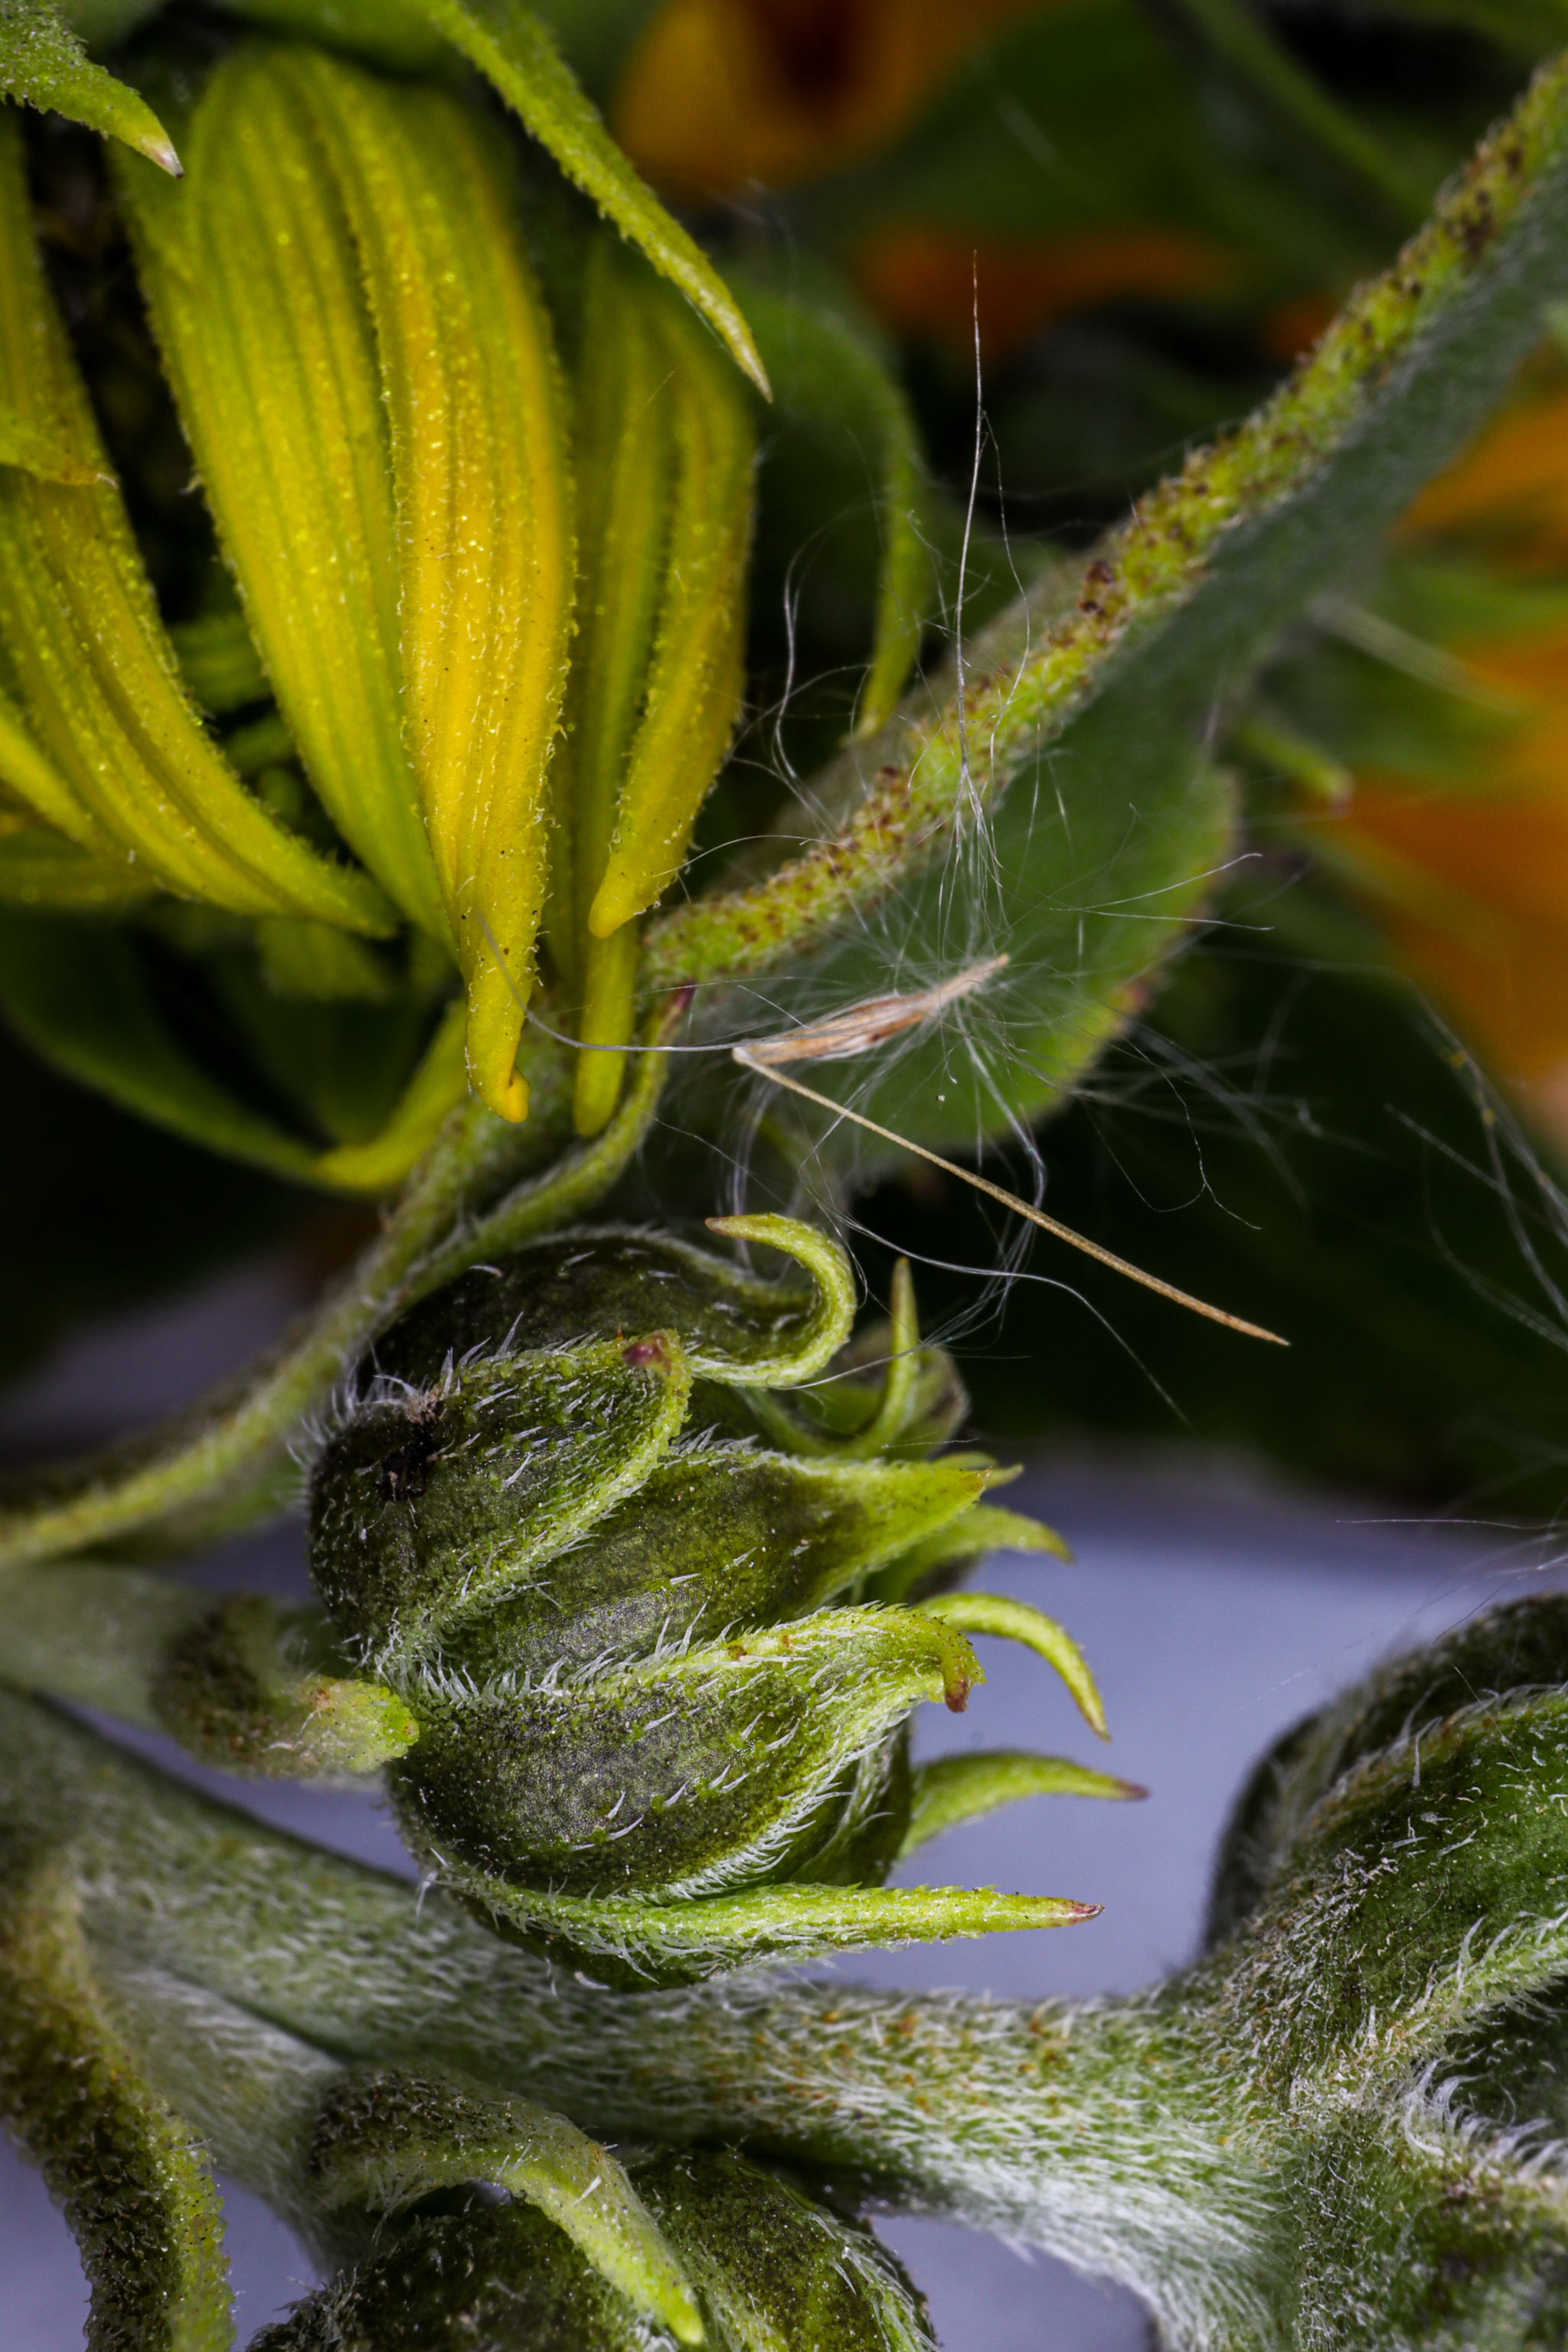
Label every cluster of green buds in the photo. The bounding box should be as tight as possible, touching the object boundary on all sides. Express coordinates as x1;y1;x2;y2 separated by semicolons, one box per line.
0;1216;1130;1983
0;30;761;1179
300;1214;1131;1982
12;1580;1568;2348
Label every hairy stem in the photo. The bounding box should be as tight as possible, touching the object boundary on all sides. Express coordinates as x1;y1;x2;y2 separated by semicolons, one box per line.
0;1005;679;1568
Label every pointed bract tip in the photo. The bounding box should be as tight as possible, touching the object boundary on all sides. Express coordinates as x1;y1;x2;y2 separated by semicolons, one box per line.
142;135;183;178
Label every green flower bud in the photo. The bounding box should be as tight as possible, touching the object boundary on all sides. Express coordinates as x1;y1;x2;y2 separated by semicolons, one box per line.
308;1218;1118;1982
254;2148;933;2352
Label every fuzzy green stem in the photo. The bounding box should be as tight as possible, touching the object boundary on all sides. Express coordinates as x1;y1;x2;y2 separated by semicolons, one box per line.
0;1000;681;1569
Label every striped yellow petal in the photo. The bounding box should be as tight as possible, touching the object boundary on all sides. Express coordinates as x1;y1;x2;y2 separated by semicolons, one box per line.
549;234;674;1134
0;113;390;933
114;56;446;942
588;266;754;943
281;48;573;1122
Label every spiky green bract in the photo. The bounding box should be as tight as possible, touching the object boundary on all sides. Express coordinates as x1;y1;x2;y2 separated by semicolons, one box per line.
645;51;1568;1157
18;1597;1568;2345
0;1;180;172
305;1223;1099;1981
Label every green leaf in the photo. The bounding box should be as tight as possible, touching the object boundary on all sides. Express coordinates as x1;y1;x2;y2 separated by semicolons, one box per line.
734;263;932;738
0;0;180;172
0;910;468;1193
902;1749;1144;1857
0;1844;230;2350
1172;0;1427;219
648;52;1568;1150
311;2071;703;2343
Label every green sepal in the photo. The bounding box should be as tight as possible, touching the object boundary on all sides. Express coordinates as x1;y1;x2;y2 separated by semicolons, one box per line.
391;1606;978;1903
731;1260;966;1462
902;1749;1145;1857
450;1870;1099;1988
1236;1678;1568;2091
440;1442;990;1682
0;1843;230;2351
371;1217;855;1393
282;44;574;1124
210;0;766;391
400;0;767;396
309;2070;702;2343
309;1334;694;1666
867;1503;1071;1606
633;2147;936;2352
152;1596;418;1782
920;1591;1109;1739
1207;1592;1568;1949
0;1;181;173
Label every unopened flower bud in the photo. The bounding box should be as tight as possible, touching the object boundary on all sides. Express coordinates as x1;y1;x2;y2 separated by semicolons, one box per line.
309;1220;1115;1981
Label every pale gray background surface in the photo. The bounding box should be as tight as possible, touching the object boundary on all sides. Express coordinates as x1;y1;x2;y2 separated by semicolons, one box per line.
1;1258;1556;2348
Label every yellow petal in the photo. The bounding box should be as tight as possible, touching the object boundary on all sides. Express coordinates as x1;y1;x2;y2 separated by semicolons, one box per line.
0;113;390;932
115;56;445;942
550;235;675;1131
588;268;754;941
279;49;575;1123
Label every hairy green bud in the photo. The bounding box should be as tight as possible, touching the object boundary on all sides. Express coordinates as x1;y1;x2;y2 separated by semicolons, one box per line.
307;1219;1116;1981
254;2148;932;2352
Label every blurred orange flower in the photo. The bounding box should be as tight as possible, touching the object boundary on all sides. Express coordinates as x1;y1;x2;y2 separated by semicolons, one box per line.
1308;370;1568;1139
854;221;1239;361
612;0;1043;197
612;0;1246;356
